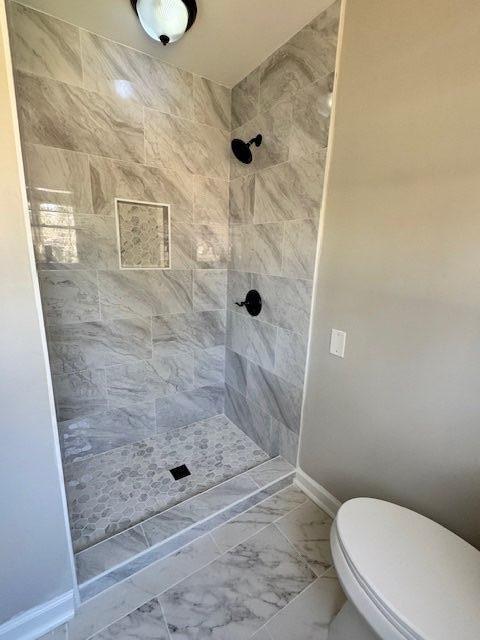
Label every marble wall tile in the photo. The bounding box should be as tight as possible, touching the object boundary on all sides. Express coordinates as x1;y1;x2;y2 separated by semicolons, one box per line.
59;402;156;463
265;577;345;640
228;224;252;272
193;176;229;224
89;156;193;216
282;218;318;279
160;525;315;639
224;384;278;457
11;3;82;85
106;355;194;408
250;223;284;275
17;72;144;162
231;68;260;129
48;317;152;374
25;144;93;214
194;346;225;387
225;348;248;395
194;224;229;269
251;273;312;334
98;270;193;321
229;174;255;225
81;31;193;118
152;310;226;358
31;213;117;271
39;270;99;325
170;222;195;270
290;74;334;160
53;368;107;421
259;2;340;111
226;270;252;314
226;311;276;370
275;328;308;388
193;75;230;130
145;109;229;179
230;100;293;179
247;362;303;434
275;418;300;466
193;270;227;311
254;155;325;223
155;385;224;431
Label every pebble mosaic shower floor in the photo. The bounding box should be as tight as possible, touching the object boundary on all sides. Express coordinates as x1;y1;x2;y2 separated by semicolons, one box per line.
64;415;269;552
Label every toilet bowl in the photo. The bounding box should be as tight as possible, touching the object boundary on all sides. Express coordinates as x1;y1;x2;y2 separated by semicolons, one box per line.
328;498;480;640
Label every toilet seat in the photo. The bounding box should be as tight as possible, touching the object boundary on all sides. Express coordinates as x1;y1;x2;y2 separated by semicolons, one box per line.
331;498;480;640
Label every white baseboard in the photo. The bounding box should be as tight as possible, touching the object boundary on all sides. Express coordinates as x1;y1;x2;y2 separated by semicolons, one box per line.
294;468;342;519
0;591;74;640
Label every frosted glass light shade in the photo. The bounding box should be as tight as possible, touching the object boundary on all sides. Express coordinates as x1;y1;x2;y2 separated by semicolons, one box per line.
136;0;190;44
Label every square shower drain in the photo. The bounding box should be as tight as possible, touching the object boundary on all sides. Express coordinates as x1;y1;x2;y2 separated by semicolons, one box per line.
170;464;191;480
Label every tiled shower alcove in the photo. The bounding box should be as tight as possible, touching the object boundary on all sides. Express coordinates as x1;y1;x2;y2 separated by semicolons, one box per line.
9;0;339;598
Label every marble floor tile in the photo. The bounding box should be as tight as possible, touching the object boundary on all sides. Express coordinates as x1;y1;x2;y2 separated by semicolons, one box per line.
265;577;345;640
59;402;156;463
275;500;333;576
76;526;149;584
31;213;117;271
231;68;260;129
89;156;193;216
65;415;268;551
81;31;193;119
248;457;295;488
91;597;170;640
193;270;227;311
193;75;231;131
39;270;99;325
211;485;307;552
250;629;271;640
160;524;316;640
17;73;144;163
193;176;229;225
11;3;82;85
25;144;92;215
38;624;67;640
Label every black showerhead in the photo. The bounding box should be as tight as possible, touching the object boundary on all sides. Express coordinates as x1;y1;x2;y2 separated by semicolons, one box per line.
231;134;262;164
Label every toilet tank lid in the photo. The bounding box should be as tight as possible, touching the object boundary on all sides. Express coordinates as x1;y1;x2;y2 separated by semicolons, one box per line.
335;498;480;640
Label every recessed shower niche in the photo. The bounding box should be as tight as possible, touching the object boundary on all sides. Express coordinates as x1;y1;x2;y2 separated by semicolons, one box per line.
115;198;171;269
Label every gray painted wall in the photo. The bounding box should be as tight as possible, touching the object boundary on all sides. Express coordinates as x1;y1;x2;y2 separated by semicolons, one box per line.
300;0;480;547
0;1;74;626
224;2;339;465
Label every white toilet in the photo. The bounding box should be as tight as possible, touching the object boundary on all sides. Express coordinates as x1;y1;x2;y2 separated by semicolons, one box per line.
328;498;480;639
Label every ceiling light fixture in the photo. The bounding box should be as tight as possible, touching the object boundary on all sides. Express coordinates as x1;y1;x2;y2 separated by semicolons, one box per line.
131;0;197;46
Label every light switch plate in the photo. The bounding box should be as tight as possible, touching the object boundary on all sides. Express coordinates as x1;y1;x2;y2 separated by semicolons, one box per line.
330;329;346;357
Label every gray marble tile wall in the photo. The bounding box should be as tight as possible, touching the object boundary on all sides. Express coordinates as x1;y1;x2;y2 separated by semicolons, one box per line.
225;1;340;465
9;2;231;462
